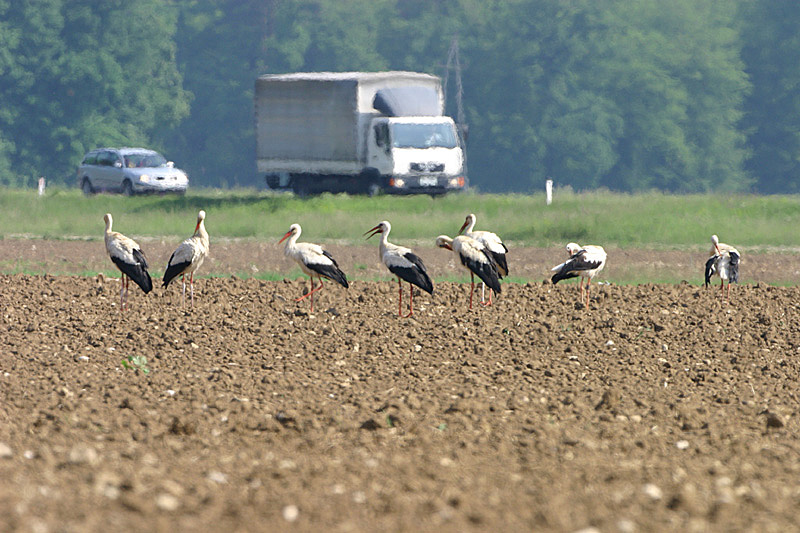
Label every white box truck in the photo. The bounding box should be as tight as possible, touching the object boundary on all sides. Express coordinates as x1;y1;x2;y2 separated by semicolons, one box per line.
255;71;467;196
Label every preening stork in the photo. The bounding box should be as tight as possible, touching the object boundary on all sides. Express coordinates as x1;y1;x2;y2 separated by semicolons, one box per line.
163;210;210;307
103;213;152;311
365;221;433;317
459;213;508;306
550;242;607;308
436;235;501;310
705;234;740;303
279;223;349;312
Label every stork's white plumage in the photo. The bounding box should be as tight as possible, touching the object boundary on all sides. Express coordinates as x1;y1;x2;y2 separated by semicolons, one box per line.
550;242;607;308
365;221;433;317
103;213;152;311
279;223;348;312
459;213;508;306
436;234;501;310
705;234;740;303
163;210;210;307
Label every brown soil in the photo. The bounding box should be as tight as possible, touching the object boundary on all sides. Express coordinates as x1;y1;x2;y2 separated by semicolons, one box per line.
2;241;800;532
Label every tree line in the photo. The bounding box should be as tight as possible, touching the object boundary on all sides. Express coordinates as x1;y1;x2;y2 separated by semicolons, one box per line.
0;0;797;193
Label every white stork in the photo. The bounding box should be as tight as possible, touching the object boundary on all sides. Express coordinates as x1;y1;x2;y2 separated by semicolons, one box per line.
365;221;433;317
436;235;501;310
279;223;349;312
163;210;210;307
705;234;740;303
550;242;607;308
459;213;508;305
103;213;152;311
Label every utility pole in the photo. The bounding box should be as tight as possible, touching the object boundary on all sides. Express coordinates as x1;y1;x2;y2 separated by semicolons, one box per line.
442;37;467;174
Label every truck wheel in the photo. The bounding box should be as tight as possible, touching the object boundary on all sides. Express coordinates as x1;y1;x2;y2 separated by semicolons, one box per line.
81;178;95;196
367;183;381;197
291;176;310;198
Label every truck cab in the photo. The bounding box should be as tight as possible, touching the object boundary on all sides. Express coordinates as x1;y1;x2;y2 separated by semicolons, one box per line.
367;116;466;195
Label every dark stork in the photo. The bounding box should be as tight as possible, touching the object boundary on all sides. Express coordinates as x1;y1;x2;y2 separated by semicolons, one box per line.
103;213;152;311
459;213;508;306
365;220;433;317
279;223;349;312
163;210;210;307
436;234;501;310
705;234;740;303
551;242;607;308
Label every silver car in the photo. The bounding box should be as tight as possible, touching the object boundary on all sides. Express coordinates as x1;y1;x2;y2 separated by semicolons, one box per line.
78;147;189;195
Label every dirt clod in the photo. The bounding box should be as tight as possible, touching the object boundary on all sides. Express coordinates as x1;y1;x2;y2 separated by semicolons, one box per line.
2;270;800;532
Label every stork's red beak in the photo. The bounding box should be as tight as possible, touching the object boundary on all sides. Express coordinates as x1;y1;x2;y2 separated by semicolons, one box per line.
364;224;383;239
459;218;469;234
278;230;292;244
715;244;721;255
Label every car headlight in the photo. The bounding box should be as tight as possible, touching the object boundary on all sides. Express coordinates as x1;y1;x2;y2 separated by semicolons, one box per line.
139;175;151;183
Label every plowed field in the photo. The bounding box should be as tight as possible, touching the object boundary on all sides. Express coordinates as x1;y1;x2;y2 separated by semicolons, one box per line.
2;240;800;532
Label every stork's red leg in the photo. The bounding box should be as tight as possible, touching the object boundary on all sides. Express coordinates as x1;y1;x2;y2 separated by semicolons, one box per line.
296;276;324;312
181;274;186;307
125;274;130;311
481;284;493;307
120;273;126;311
398;278;403;317
190;272;195;307
469;272;475;309
403;282;414;318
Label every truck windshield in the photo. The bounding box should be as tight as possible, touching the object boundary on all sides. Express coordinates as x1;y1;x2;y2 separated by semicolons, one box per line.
391;123;458;149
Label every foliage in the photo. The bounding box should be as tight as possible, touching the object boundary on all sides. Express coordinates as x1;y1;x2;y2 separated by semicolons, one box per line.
739;2;800;193
0;0;798;193
0;0;189;187
121;355;150;374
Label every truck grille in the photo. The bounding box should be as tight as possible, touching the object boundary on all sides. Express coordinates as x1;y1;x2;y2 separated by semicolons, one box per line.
410;162;444;173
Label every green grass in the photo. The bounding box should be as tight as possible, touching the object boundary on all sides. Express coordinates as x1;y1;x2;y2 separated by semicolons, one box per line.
3;186;800;250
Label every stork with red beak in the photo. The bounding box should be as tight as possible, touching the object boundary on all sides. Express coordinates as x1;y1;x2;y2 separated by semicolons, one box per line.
436;234;501;309
459;213;508;305
365;221;433;317
279;223;349;312
163;210;210;307
103;213;153;311
550;242;607;308
705;234;740;303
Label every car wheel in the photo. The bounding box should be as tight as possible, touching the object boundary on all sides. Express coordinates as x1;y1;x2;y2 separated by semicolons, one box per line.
81;178;95;196
121;180;134;196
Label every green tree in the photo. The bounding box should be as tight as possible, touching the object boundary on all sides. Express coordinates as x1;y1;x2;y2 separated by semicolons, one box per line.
0;0;189;186
463;0;750;192
739;1;800;193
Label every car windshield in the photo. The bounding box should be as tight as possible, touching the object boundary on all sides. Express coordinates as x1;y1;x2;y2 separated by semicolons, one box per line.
390;123;458;149
124;153;167;168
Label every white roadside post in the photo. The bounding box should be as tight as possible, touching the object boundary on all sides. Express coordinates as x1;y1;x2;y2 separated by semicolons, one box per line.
545;179;553;205
38;177;46;196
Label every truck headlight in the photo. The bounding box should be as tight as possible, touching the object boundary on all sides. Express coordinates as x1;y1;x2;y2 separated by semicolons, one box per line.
139;175;151;183
390;178;406;188
448;176;465;187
